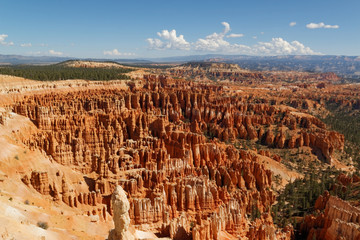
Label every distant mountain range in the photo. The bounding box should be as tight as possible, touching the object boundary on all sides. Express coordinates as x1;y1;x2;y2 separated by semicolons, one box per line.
1;54;359;79
0;54;151;65
222;55;360;80
0;54;70;65
151;55;360;79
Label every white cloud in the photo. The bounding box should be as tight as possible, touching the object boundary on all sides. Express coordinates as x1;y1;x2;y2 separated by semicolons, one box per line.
306;22;339;29
227;33;244;38
0;34;7;43
147;29;190;50
147;22;320;55
289;22;297;27
49;49;63;56
20;43;32;47
194;22;233;51
146;38;164;49
221;22;231;34
103;49;135;56
252;38;320;55
0;34;14;46
252;36;257;39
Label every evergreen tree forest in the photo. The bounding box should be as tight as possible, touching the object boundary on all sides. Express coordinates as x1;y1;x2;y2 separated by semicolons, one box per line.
271;167;340;228
0;64;132;81
272;101;360;234
322;102;360;169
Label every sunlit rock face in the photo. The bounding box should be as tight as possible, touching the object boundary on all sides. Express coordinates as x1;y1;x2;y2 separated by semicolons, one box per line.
9;74;346;240
302;192;360;240
108;185;135;240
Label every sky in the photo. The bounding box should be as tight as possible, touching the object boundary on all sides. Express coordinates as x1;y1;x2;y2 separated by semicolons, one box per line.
0;0;359;58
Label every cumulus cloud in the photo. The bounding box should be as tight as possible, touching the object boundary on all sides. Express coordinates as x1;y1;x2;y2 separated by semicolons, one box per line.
147;22;320;55
289;22;297;27
0;34;14;46
49;49;63;56
146;38;165;49
0;34;7;43
20;43;32;47
252;38;320;55
227;33;244;38
306;22;339;29
103;49;135;56
194;22;232;51
147;29;190;50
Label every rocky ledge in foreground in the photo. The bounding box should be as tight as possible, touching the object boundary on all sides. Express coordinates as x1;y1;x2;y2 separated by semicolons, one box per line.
301;191;360;240
108;185;135;240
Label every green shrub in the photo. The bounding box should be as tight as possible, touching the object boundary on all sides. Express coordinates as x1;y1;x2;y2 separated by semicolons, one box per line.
37;221;49;230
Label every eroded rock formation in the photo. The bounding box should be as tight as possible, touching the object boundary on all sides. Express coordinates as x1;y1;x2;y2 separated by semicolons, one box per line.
301;192;360;240
108;185;135;240
3;69;349;240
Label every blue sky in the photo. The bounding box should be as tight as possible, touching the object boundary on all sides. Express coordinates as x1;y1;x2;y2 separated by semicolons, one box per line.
0;0;359;58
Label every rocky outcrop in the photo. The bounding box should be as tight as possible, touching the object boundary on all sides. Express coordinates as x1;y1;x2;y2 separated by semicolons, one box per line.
29;171;50;195
301;192;360;240
108;185;135;240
